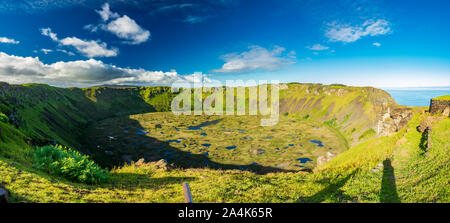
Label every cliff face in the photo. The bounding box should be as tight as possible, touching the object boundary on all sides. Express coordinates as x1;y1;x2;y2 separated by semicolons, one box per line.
376;107;413;136
430;98;450;117
278;83;411;144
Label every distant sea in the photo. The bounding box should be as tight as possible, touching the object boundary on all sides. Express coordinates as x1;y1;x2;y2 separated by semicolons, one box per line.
384;88;450;107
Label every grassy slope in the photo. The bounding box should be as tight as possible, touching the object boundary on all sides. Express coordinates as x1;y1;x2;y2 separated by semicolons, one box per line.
1;110;448;203
279;83;397;144
433;95;450;100
0;83;176;149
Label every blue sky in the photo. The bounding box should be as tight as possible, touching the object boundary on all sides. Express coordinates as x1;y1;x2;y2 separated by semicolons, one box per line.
0;0;449;88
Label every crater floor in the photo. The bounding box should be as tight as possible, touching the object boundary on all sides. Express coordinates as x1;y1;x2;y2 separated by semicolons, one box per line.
83;112;349;173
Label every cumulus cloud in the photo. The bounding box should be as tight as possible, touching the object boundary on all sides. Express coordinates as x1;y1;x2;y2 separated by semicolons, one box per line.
0;51;210;87
41;27;118;58
85;3;150;45
214;45;296;73
0;37;19;44
306;44;329;51
325;19;391;43
373;42;381;47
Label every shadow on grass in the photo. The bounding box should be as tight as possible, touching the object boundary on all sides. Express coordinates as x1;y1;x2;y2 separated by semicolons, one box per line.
108;173;197;190
296;170;357;203
418;129;429;155
379;159;400;203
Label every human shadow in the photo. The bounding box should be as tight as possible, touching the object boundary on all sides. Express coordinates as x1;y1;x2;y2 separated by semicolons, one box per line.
379;159;400;203
82;115;300;175
418;128;430;155
296;170;357;203
106;173;197;191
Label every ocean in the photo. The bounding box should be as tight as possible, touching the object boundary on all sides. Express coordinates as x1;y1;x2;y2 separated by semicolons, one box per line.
384;89;450;107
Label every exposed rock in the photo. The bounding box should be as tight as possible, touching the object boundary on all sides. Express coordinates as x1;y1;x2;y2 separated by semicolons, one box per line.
376;107;413;136
430;98;450;116
370;163;384;173
152;159;174;170
275;162;290;169
418;116;435;133
252;149;265;155
317;152;336;166
336;88;348;97
279;84;289;90
443;107;450;117
135;158;145;167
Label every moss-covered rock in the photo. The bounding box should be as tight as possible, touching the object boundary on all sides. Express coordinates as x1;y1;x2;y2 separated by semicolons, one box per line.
430;96;450;116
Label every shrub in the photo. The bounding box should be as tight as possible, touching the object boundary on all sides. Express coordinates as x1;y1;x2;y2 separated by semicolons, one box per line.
32;145;109;184
324;118;338;128
359;129;376;141
0;112;8;123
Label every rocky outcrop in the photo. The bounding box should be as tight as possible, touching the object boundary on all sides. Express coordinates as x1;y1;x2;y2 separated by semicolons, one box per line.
376;107;413;136
430;98;450;117
418;116;436;133
317;152;336;166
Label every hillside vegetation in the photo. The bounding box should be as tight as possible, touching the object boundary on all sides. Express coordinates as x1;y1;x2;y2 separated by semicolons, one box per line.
0;82;400;148
0;82;448;203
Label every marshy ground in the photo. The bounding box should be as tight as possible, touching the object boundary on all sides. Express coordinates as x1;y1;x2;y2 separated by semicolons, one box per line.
83;112;349;173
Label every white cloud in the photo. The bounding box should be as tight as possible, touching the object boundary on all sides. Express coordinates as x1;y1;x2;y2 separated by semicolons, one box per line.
214;45;296;73
96;2;119;22
325;19;391;43
40;49;53;54
56;49;75;56
183;15;209;24
0;51;210;87
41;28;57;41
41;27;118;58
156;3;195;12
102;15;150;44
86;3;150;45
0;37;19;44
306;44;329;51
373;42;381;47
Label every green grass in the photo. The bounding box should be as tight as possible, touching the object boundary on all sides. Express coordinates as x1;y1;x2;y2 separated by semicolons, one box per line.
433;95;450;100
0;112;8;123
358;129;376;141
0;122;31;163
